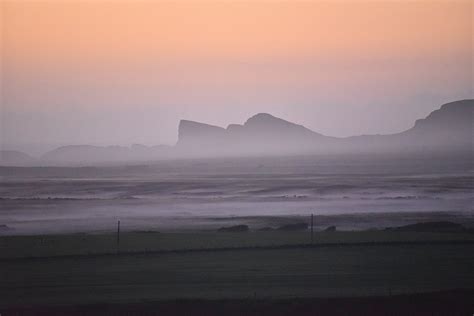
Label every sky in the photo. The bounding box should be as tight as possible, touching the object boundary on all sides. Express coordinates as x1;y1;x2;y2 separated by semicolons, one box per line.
1;0;472;155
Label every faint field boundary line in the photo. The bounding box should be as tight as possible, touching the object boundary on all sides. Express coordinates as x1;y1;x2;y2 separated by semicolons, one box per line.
1;239;474;262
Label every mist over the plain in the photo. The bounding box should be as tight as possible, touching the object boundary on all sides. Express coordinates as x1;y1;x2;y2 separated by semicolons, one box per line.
0;153;472;235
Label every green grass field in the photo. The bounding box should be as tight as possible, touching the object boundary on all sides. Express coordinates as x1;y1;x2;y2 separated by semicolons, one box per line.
1;231;474;309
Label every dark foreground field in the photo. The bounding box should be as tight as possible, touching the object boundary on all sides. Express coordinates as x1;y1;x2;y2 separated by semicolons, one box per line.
4;290;474;316
1;231;473;315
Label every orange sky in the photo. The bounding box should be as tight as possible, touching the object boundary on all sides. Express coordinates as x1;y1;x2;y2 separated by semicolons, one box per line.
3;1;471;67
1;0;472;152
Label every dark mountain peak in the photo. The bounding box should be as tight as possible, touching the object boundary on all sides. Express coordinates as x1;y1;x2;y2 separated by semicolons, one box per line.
431;99;473;120
439;99;473;110
244;112;305;130
178;120;225;137
177;120;226;147
178;120;225;132
245;113;292;127
412;99;473;131
226;113;298;133
0;150;36;166
246;112;277;121
243;112;322;138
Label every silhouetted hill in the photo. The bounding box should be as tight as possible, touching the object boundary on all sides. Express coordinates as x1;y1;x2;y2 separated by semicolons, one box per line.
341;99;473;154
39;99;473;164
42;144;172;164
177;113;321;148
228;112;327;143
399;100;473;149
177;120;227;148
177;113;335;156
177;100;473;157
412;100;472;132
240;113;318;136
0;150;37;166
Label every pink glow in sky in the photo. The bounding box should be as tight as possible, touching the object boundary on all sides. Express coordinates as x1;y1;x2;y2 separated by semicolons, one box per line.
1;1;472;154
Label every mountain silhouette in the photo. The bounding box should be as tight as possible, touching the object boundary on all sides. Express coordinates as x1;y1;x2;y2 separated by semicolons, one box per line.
404;100;472;140
0;150;37;166
177;112;337;156
41;144;172;164
229;113;326;142
178;120;227;149
4;99;472;165
176;100;472;157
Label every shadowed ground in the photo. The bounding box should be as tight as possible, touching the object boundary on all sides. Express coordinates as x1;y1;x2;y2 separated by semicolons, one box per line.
1;231;473;313
3;290;474;316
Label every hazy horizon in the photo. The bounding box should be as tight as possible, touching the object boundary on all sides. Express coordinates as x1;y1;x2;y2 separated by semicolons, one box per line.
1;1;472;155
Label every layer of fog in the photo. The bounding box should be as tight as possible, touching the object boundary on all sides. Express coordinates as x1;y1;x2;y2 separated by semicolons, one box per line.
0;155;472;235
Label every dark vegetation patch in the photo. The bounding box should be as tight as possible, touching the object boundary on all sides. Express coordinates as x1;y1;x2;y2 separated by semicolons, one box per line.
277;223;308;231
217;225;249;232
258;227;274;231
385;221;466;233
324;226;337;232
0;224;10;230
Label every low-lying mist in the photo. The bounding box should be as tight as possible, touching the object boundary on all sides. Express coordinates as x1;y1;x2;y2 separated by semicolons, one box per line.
1;155;472;235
